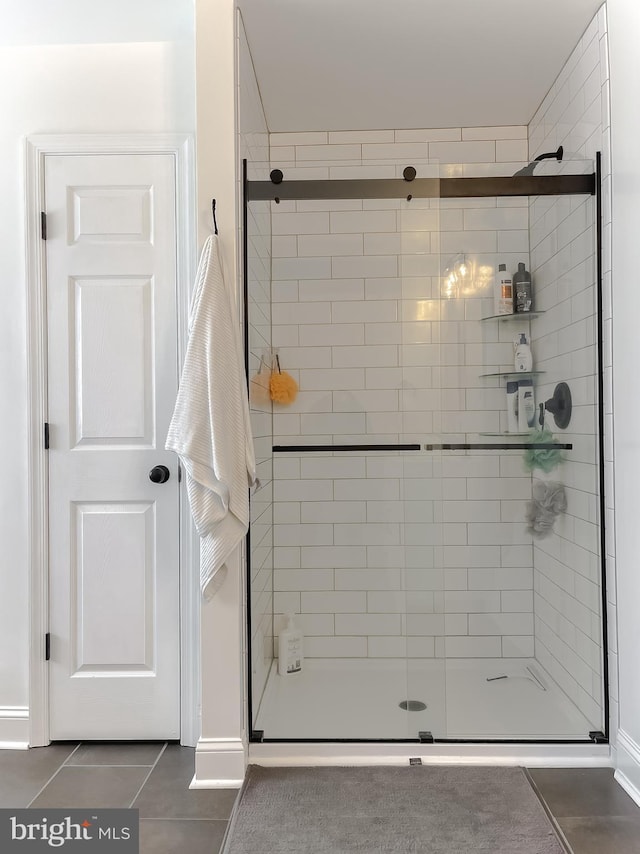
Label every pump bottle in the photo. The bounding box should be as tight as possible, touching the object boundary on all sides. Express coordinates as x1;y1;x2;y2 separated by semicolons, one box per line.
514;333;533;372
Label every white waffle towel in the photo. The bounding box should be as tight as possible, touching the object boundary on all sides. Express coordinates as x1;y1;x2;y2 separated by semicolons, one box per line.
166;234;256;598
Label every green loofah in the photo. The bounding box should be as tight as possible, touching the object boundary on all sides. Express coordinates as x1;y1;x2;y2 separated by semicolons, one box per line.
523;428;564;473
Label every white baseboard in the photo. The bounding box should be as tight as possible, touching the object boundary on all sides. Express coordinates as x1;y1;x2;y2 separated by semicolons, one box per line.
615;729;640;807
192;737;247;789
0;707;29;749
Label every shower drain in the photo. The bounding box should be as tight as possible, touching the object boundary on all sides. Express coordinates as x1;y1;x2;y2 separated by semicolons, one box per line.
399;700;427;711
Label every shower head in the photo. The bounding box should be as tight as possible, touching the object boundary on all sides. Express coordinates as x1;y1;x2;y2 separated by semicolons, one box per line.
512;145;564;177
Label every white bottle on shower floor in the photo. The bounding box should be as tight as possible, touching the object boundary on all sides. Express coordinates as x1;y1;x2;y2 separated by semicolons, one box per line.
278;613;304;676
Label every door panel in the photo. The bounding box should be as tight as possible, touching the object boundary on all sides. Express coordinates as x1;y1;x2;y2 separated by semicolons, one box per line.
71;501;155;672
46;153;180;740
72;276;154;445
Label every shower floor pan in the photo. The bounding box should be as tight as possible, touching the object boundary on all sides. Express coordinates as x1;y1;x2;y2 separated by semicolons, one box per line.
253;657;596;741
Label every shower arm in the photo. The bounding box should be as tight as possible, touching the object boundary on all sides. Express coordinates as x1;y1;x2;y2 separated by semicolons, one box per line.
534;145;564;164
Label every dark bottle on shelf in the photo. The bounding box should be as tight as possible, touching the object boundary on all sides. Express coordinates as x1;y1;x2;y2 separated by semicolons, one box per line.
514;262;533;312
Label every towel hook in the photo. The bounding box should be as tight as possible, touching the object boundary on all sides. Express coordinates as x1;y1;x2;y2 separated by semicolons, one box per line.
211;199;218;235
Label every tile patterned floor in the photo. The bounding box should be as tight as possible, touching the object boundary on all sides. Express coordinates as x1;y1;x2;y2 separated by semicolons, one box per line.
529;768;640;854
1;743;639;853
0;744;233;854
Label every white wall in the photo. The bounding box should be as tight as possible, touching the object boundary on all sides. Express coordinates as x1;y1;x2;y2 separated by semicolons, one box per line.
194;0;249;787
0;2;194;734
608;0;640;799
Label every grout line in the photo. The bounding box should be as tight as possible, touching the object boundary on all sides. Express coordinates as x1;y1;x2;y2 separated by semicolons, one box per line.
26;743;82;807
128;743;169;809
62;743;83;765
522;768;574;854
62;764;161;768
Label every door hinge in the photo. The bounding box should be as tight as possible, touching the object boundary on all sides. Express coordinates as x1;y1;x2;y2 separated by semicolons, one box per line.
40;211;47;241
589;730;607;744
45;632;51;661
44;422;50;450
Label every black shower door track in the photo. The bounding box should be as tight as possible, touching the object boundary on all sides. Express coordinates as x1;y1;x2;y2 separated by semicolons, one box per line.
245;173;596;202
242;157;608;746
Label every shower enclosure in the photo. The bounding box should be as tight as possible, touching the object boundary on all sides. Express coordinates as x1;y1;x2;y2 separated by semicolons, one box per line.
244;156;606;745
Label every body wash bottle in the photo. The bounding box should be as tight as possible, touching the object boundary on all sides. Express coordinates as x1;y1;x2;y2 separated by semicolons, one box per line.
506;381;519;433
514;333;533;372
278;613;304;676
518;379;536;431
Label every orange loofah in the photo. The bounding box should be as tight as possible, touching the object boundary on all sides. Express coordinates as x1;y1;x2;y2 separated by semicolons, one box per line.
269;355;298;404
270;370;298;404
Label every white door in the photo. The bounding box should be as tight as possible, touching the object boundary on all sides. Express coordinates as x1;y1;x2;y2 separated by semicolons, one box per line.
45;153;181;740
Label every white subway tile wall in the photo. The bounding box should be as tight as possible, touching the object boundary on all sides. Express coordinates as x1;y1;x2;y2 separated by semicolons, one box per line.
527;5;610;732
267;125;545;664
239;19;273;706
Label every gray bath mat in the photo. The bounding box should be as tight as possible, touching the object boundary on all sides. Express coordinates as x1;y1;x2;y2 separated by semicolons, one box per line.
222;765;568;853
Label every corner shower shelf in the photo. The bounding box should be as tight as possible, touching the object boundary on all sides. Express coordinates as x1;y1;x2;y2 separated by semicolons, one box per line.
480;370;545;380
479;431;530;437
480;310;546;322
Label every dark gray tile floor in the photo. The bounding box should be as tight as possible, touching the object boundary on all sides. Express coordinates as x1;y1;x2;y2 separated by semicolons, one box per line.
1;744;639;853
529;767;640;854
0;743;234;854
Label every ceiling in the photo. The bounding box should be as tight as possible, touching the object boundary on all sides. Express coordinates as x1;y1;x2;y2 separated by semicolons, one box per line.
237;0;603;132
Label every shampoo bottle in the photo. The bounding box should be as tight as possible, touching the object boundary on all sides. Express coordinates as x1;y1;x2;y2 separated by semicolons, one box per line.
494;263;513;315
513;262;533;312
278;613;304;676
514;333;533;372
517;379;536;431
506;380;519;433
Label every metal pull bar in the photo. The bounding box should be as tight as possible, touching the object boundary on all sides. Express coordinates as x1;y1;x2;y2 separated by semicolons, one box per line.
273;444;421;453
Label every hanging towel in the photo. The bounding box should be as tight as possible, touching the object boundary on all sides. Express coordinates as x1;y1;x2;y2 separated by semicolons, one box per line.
166;234;256;599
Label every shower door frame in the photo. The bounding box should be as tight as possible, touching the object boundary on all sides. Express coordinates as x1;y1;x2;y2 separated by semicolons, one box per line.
243;157;609;747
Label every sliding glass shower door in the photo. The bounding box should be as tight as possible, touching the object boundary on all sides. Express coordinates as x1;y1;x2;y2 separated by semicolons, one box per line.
245;156;606;744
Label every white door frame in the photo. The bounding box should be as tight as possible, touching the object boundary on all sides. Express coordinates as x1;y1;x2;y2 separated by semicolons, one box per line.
25;133;199;747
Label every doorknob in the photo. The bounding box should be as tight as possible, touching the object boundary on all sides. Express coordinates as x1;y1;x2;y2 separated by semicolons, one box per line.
149;465;171;484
